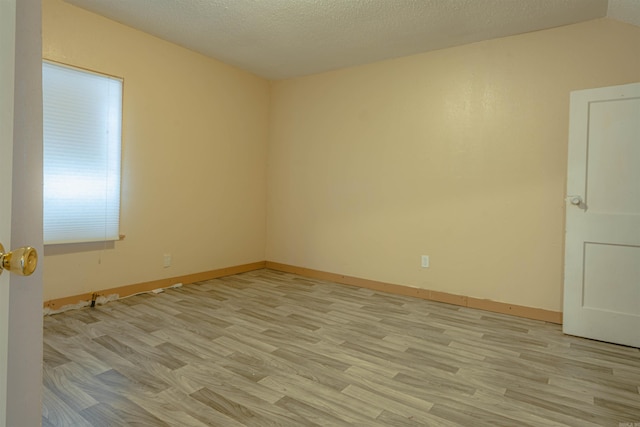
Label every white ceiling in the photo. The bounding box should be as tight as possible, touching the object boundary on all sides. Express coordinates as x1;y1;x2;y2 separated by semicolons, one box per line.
63;0;639;80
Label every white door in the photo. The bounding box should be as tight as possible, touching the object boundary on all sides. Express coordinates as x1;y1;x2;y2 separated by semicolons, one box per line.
0;0;44;426
563;82;640;348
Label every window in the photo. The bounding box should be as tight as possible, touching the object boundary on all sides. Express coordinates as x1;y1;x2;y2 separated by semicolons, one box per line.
42;61;123;244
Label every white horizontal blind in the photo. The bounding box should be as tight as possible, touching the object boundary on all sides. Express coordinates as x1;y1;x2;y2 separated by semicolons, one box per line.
42;61;122;244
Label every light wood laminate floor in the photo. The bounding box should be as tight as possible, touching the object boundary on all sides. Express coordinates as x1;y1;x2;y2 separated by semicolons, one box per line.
43;269;640;426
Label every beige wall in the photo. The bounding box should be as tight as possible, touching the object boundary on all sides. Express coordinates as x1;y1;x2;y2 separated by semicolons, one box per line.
42;3;640;314
267;18;640;312
42;0;270;300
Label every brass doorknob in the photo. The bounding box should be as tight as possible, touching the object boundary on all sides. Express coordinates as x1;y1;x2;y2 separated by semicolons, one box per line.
0;243;37;276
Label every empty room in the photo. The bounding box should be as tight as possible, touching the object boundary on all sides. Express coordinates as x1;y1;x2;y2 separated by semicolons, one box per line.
1;0;639;425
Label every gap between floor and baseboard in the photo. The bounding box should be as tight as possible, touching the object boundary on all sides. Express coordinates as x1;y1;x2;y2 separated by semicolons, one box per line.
42;260;562;324
42;261;267;313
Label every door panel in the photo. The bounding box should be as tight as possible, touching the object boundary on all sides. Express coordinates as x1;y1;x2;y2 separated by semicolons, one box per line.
0;1;17;424
586;98;640;214
0;0;43;426
564;82;640;348
583;243;640;315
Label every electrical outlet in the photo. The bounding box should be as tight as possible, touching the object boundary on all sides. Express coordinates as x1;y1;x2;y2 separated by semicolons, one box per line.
421;255;430;268
163;254;172;268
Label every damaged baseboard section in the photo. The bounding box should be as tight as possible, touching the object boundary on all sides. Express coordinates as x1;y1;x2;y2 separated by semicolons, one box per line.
43;293;119;316
42;261;266;316
43;282;183;316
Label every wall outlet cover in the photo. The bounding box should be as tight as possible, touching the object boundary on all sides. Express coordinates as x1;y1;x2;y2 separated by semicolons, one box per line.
421;255;430;268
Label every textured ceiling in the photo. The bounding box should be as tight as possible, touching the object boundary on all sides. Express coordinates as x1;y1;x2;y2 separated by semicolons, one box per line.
607;0;640;27
63;0;637;80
